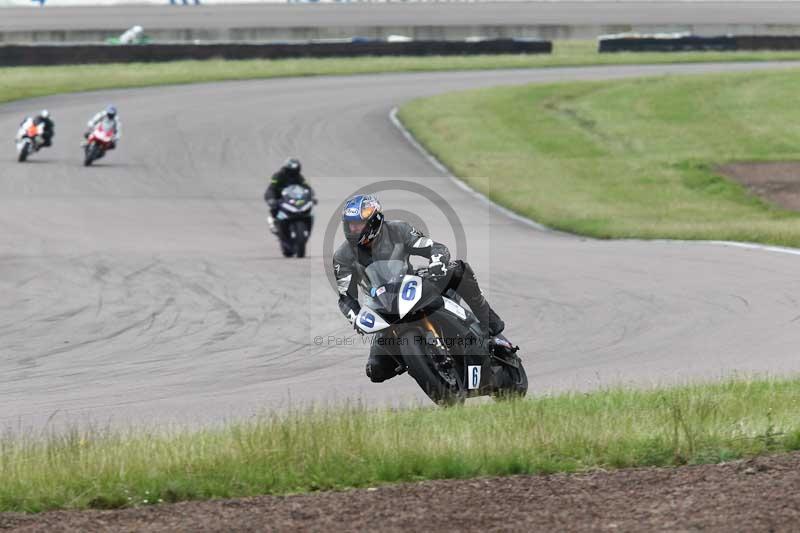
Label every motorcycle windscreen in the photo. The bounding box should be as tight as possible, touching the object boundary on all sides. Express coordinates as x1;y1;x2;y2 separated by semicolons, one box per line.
375;283;400;313
282;184;310;201
365;260;408;313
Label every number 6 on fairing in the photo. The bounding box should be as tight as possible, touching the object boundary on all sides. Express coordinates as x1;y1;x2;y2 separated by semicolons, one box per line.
402;280;417;301
360;313;375;328
398;275;423;318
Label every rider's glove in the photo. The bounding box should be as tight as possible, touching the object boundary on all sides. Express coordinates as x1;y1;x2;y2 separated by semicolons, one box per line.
347;309;365;335
428;254;448;279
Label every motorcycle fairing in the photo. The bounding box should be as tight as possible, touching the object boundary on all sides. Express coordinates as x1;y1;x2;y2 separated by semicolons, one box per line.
280;202;313;214
355;306;390;334
398;274;422;319
442;297;467;320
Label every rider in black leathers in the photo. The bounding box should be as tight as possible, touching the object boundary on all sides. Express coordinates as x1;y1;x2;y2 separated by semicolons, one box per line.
333;194;505;383
264;158;314;215
20;110;54;148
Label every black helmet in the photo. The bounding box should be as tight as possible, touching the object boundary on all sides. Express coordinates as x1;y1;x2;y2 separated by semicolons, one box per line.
283;157;301;175
342;194;383;246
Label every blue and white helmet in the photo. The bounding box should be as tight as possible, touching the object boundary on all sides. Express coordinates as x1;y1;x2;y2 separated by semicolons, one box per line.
105;105;117;119
342;194;383;246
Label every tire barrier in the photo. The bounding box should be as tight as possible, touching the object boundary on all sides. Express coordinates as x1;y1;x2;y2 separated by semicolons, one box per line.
0;38;552;67
599;34;800;53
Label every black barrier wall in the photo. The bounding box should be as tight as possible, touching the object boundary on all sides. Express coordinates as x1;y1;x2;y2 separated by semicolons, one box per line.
599;35;800;53
0;39;552;67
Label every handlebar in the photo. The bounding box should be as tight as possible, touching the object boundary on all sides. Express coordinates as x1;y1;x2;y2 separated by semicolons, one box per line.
416;267;447;282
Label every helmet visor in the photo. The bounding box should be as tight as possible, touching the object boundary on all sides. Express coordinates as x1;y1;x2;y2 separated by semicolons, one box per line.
348;221;367;235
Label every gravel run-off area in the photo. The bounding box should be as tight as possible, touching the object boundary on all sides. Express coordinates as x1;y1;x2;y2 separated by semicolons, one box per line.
3;452;800;532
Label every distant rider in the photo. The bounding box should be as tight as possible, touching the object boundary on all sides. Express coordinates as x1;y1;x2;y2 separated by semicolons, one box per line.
84;105;121;148
17;110;54;149
332;194;505;383
264;158;315;234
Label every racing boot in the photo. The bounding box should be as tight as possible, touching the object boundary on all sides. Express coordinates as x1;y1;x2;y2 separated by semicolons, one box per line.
467;295;505;336
452;261;505;336
267;215;278;235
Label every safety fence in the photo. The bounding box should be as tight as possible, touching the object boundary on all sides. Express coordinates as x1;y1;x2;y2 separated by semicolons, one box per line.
599;34;800;53
0;38;551;66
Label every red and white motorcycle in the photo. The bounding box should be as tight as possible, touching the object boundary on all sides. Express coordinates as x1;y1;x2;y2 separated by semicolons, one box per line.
83;119;116;167
15;119;45;163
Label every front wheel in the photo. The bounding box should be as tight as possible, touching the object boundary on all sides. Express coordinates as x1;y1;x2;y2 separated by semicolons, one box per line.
17;141;30;163
289;219;309;258
84;143;100;166
399;329;466;406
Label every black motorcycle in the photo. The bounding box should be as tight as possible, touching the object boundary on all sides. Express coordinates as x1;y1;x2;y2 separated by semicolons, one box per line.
354;259;528;405
273;185;315;258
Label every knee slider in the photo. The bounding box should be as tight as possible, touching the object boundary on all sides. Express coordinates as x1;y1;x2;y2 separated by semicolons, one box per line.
366;363;388;383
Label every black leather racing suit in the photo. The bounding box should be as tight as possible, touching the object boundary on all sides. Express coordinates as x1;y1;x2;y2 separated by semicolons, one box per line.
20;116;54;147
36;117;54;146
264;168;314;217
332;220;503;383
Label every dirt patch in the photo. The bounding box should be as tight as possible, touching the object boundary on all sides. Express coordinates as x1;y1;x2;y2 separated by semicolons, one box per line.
718;161;800;210
3;452;800;532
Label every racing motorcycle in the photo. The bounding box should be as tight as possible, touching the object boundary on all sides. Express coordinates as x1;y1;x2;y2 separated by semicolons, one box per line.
273;184;315;258
15;119;45;162
354;259;528;405
83;119;116;167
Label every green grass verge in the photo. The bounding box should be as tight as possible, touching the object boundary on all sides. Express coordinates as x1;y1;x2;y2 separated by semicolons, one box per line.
2;378;800;513
4;41;800;105
399;69;800;246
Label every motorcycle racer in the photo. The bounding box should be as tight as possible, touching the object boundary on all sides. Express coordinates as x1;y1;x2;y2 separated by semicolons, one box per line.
84;106;121;148
332;193;505;383
264;158;315;233
17;110;54;149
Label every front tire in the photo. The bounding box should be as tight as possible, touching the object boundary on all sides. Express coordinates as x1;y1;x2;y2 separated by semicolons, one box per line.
400;329;465;406
18;141;30;163
290;220;309;258
84;143;100;166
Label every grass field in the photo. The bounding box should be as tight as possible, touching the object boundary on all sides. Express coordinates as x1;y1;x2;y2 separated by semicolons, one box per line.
3;41;800;105
4;47;800;516
2;378;800;513
399;69;800;246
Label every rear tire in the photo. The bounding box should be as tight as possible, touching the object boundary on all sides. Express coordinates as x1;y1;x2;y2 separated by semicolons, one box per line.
400;329;465;406
493;359;528;401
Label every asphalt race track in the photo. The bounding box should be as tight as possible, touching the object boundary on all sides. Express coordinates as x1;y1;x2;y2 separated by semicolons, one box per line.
3;2;800;32
3;62;800;431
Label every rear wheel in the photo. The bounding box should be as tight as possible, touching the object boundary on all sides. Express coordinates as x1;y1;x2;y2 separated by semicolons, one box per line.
400;329;465;406
492;358;528;401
